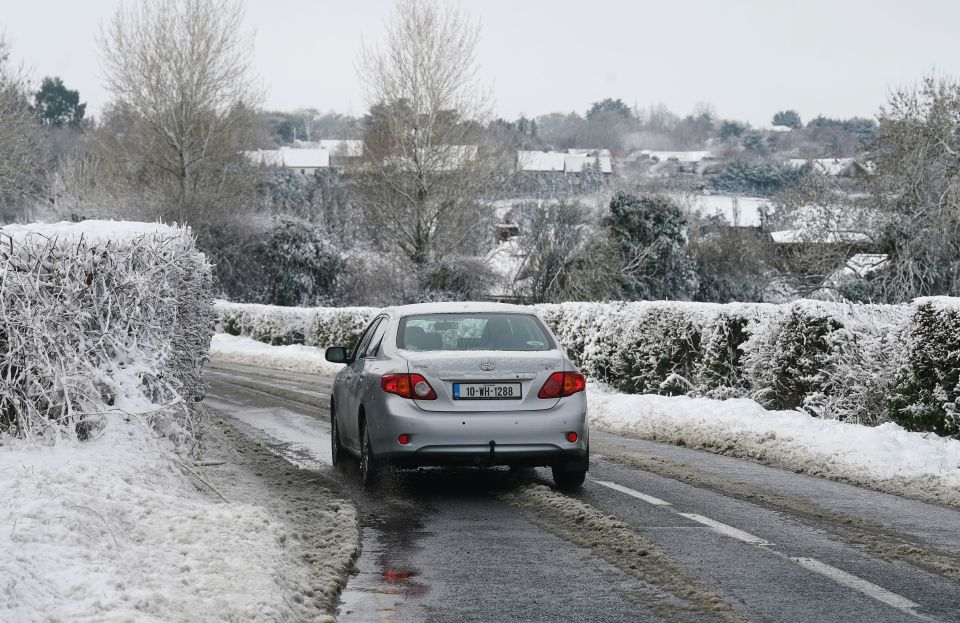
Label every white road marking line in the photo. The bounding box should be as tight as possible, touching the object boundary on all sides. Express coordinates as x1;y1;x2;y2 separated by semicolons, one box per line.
592;480;672;506
678;513;770;545
790;557;920;612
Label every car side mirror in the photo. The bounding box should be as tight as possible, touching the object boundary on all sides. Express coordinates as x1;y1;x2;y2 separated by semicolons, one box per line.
325;346;348;363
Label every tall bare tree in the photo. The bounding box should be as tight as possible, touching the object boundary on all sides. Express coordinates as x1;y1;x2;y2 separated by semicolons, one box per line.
355;0;500;268
0;37;45;219
98;0;262;223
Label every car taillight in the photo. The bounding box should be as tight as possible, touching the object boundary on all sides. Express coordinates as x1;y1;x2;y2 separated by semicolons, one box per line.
538;372;586;399
381;373;437;400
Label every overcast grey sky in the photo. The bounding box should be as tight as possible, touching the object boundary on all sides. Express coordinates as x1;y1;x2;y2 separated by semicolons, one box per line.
2;0;959;125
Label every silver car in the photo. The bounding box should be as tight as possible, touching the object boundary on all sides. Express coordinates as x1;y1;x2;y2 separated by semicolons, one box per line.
325;302;589;490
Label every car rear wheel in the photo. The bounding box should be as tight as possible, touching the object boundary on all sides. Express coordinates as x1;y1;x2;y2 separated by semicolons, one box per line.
552;465;586;491
330;403;343;467
359;422;379;487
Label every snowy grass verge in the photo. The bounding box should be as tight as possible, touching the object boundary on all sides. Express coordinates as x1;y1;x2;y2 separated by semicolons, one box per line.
590;384;960;507
210;334;345;376
0;417;318;622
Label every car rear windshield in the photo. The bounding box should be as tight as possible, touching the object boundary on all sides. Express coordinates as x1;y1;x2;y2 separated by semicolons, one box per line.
398;313;555;352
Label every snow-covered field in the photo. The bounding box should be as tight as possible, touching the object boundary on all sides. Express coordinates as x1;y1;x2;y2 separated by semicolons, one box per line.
209;335;960;506
0;418;315;622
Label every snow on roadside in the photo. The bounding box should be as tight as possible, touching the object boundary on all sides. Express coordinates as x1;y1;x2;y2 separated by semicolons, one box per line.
210;333;345;376
590;385;960;506
0;417;316;623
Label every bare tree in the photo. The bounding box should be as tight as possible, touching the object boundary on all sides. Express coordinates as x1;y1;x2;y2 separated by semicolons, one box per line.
0;36;45;220
355;0;500;268
865;75;960;301
772;171;875;297
98;0;262;224
512;201;619;303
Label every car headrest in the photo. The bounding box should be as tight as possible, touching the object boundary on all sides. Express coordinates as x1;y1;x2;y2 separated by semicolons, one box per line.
404;325;443;350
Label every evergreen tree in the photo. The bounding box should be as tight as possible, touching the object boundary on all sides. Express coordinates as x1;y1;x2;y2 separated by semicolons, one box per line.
602;192;698;300
772;109;802;129
34;77;85;127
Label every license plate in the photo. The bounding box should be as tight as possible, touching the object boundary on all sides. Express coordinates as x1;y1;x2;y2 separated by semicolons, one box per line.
453;382;521;400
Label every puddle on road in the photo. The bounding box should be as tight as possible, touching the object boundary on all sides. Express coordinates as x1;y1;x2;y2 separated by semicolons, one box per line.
337;525;427;621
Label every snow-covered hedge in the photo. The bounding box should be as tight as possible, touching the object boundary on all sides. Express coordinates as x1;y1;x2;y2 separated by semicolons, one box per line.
538;300;910;425
215;300;376;351
0;221;213;442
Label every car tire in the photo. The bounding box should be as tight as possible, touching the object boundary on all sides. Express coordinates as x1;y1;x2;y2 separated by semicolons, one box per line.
360;421;379;487
552;465;586;491
330;402;343;467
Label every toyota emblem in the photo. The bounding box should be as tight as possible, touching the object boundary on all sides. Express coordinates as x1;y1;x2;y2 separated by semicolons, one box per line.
479;360;496;371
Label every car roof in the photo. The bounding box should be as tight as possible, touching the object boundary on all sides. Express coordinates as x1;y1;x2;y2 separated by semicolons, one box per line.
381;301;537;318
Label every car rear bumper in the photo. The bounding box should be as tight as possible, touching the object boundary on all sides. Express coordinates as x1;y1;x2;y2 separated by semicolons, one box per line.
367;394;588;468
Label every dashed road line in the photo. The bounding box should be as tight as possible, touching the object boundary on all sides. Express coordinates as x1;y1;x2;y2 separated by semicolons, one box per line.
789;557;933;621
593;478;933;620
592;479;672;506
677;513;769;545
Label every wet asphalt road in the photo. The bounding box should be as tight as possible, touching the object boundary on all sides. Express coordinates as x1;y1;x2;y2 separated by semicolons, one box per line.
204;361;960;623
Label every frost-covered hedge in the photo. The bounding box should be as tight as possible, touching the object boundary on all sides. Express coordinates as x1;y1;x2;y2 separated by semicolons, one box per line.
0;221;213;442
215;300;377;352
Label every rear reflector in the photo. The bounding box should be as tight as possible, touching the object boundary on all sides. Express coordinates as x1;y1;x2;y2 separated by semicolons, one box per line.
538;372;586;399
381;373;437;400
566;431;578;443
398;433;411;445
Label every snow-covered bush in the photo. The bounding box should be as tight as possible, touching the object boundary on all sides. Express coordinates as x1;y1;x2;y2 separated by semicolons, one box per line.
0;221;213;442
742;301;907;422
215;300;376;351
888;299;960;436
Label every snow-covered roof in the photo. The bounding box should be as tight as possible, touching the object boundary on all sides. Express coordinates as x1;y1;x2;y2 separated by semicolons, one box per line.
567;148;611;157
383;301;537;317
318;139;364;158
518;151;566;172
637;150;713;163
686;194;772;227
517;151;611;173
1;220;181;242
245;148;330;169
279;148;330;168
563;155;612;174
771;229;870;244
